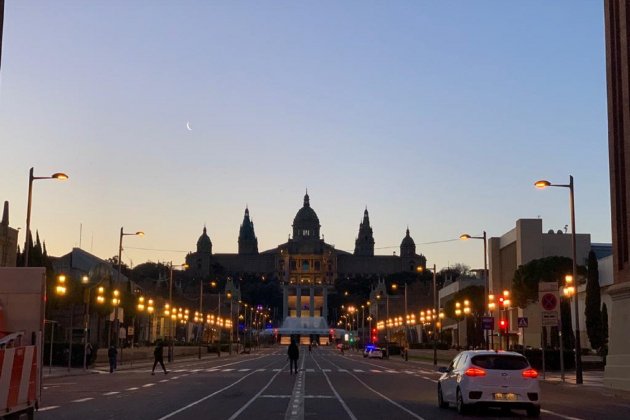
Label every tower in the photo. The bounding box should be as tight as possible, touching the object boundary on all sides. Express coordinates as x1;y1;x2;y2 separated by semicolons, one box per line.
238;207;259;255
400;227;416;257
292;191;320;241
354;207;375;256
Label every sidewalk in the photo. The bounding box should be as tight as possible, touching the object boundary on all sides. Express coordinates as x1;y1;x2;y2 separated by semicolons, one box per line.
43;350;242;379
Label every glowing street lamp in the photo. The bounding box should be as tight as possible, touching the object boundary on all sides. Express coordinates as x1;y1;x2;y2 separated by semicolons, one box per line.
55;275;67;296
24;167;69;266
535;175;583;384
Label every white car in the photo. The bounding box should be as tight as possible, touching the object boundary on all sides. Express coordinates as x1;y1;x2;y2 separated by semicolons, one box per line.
437;350;541;417
367;347;384;359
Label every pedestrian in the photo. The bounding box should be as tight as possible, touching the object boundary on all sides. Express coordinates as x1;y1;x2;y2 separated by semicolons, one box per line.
107;345;117;373
86;343;93;367
287;340;299;375
308;343;312;354
151;340;168;375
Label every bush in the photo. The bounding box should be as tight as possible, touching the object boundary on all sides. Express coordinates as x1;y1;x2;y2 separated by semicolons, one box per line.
522;348;575;370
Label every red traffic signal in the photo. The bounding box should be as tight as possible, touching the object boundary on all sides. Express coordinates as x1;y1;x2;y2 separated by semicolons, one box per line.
372;328;377;333
499;319;508;332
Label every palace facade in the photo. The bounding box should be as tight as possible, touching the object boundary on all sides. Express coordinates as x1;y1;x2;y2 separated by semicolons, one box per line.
186;193;426;328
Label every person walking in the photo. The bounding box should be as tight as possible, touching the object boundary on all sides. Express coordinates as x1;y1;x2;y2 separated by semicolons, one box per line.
107;345;117;373
287;340;299;375
151;340;168;375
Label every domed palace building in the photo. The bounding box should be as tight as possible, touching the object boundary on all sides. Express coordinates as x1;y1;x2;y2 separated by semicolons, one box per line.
186;192;426;342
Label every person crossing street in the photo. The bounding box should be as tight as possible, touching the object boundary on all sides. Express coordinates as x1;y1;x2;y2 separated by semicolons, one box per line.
151;340;169;375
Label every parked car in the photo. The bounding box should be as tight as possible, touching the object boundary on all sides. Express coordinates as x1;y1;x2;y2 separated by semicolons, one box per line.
437;350;541;417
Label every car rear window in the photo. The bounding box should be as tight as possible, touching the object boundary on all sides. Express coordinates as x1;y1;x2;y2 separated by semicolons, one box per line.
471;355;530;370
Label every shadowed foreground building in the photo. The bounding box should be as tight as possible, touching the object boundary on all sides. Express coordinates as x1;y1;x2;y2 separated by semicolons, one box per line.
604;0;630;391
186;193;427;342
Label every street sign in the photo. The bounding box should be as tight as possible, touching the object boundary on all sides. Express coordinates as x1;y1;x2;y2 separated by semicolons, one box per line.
517;317;528;328
127;326;134;336
541;293;558;311
482;316;495;330
542;311;558;326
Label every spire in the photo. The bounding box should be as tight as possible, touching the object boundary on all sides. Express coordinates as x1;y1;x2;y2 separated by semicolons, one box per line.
1;201;8;225
354;206;375;256
304;190;310;207
239;205;258;255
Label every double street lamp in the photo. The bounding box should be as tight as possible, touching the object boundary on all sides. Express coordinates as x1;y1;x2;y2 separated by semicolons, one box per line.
460;231;489;349
535;176;583;384
24;167;68;266
113;227;143;358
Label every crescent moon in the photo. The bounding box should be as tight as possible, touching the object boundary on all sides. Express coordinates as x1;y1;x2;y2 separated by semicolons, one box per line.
186;121;192;131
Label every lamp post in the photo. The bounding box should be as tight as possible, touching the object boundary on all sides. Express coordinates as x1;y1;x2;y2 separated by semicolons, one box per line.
488;294;496;349
24;167;68;267
113;227;143;364
535;176;583;384
460;231;488;349
167;261;188;362
54;275;71;372
418;264;438;366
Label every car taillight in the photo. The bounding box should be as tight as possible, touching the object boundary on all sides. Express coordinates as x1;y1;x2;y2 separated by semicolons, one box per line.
464;367;486;377
522;369;539;378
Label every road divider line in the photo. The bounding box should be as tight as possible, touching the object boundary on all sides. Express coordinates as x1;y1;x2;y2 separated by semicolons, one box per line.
71;397;94;403
156;359;281;420
324;358;425;420
102;391;120;396
312;356;357;420
284;355;307;420
38;406;59;411
227;363;287;420
541;409;585;420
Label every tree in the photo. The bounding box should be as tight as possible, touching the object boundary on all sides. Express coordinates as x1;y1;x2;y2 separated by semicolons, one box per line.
512;256;585;308
584;251;603;351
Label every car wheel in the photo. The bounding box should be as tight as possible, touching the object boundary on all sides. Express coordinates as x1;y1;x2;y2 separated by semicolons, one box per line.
526;405;541;418
437;385;448;409
456;388;469;415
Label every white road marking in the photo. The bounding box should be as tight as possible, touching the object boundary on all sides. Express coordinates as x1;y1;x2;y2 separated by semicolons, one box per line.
103;391;120;396
385;370;397;373
157;361;280;420
541;409;585;420
206;368;219;372
126;387;139;391
227;365;287;420
159;379;169;383
312;357;358;420
238;368;251;372
223;368;235;372
38;406;60;411
72;397;94;403
142;383;155;387
353;369;364;372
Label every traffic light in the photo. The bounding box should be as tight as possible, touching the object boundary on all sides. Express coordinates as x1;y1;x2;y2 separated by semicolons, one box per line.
499;319;508;333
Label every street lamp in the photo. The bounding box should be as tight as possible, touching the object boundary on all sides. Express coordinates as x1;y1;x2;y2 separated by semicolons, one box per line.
460;231;489;349
24;167;68;266
167;261;188;361
113;227;143;358
417;264;439;366
535;175;583;384
488;294;496;349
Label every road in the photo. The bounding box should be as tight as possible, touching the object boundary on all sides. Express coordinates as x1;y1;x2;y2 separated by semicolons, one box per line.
36;346;630;419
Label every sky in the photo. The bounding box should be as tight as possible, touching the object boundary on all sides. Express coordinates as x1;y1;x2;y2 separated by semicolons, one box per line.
0;1;610;272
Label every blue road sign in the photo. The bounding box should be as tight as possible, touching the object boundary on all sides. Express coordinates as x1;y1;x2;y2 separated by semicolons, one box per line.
482;316;495;330
517;317;529;328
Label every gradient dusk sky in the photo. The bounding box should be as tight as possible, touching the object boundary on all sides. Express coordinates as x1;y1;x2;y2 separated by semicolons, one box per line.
0;1;610;271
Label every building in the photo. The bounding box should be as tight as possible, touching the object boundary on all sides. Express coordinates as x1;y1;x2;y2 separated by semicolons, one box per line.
0;201;18;267
185;192;427;341
604;0;630;391
488;218;591;349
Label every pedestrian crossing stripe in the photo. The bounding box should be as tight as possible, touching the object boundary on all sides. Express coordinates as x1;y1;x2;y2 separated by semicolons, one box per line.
238;369;250;372
353;369;364;372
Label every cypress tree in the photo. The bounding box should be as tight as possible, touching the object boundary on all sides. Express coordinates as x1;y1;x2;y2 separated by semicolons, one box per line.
585;251;603;350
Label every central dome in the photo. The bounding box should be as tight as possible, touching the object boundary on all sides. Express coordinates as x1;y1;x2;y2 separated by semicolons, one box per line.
292;192;320;240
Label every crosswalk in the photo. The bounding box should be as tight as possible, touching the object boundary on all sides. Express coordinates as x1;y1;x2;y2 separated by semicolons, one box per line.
169;367;440;375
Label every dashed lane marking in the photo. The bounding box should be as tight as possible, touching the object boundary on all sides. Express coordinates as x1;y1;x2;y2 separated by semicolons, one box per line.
103;391;120;396
126;387;139;391
541;409;585;420
72;397;94;403
238;368;251;372
38;406;60;411
159;379;169;383
143;383;155;387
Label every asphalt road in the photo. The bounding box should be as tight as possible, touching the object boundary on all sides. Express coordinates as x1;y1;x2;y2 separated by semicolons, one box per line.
36;346;630;420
